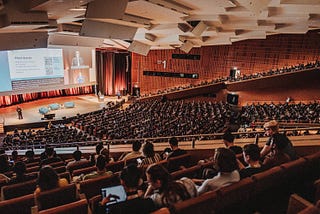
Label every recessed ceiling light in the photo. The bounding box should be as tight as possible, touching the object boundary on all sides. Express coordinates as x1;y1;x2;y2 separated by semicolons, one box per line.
69;8;87;12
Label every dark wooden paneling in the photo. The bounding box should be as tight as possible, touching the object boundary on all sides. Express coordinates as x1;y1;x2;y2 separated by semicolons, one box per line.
131;31;320;96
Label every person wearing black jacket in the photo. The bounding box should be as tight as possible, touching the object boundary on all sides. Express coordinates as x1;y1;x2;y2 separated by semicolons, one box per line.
16;106;23;119
260;120;297;160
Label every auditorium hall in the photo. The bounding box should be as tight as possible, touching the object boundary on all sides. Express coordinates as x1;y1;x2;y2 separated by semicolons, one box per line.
0;1;319;214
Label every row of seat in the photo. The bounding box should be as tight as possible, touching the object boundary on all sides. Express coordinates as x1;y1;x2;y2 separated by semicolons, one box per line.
1;153;191;203
1;171;70;200
152;151;320;214
0;150;319;214
0;183;87;214
287;193;320;214
77;154;191;200
71;153;191;177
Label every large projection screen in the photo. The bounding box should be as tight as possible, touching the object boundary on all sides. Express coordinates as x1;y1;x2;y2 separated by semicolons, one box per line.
0;47;96;96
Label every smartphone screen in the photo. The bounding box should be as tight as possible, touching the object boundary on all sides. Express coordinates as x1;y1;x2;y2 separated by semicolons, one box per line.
137;158;142;164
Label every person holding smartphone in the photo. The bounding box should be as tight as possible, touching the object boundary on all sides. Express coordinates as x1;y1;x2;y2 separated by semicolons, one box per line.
165;137;186;159
98;164;156;214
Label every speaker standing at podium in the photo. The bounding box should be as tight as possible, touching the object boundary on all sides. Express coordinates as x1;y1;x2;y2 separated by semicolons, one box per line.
16;106;23;120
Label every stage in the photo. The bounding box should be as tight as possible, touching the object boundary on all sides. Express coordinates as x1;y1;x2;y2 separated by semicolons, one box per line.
0;94;128;129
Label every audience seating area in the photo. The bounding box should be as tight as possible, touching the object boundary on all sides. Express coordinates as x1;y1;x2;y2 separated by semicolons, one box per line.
33;183;79;211
0;143;319;214
2;98;320;151
79;174;120;200
1;60;320;214
152;151;320;214
0;193;34;214
36;199;88;214
1;179;37;200
141;61;320;98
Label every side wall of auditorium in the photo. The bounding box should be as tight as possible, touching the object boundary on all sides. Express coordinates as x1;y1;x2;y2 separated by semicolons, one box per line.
131;31;320;104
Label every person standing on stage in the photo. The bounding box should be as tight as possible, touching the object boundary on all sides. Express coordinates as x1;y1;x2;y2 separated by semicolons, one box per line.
16;106;23;120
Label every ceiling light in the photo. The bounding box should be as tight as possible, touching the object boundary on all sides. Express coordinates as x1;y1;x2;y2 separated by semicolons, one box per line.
69;8;87;12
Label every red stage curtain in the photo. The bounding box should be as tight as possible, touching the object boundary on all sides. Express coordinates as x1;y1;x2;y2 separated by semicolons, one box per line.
96;50;130;96
0;86;93;108
114;53;128;94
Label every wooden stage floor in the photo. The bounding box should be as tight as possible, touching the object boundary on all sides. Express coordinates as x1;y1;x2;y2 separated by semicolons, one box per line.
0;94;127;127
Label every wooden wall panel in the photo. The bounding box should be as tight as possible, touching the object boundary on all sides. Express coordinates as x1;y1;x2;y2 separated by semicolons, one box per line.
131;31;320;96
236;87;320;106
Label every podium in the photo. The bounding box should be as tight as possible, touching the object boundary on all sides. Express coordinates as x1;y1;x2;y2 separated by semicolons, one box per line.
43;113;55;120
98;94;104;102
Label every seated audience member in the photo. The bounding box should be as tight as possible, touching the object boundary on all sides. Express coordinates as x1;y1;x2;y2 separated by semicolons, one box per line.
262;138;291;169
9;161;34;184
0;173;10;183
34;165;69;195
164;137;187;159
66;150;89;170
0;153;11;173
98;164;156;214
138;142;162;168
260;120;297;160
161;148;172;160
198;132;241;179
24;150;36;163
10;150;22;164
145;164;197;209
222;132;243;155
239;144;266;179
40;147;63;167
90;142;104;164
119;141;143;161
100;148;114;163
82;155;113;180
197;148;240;195
40;145;51;161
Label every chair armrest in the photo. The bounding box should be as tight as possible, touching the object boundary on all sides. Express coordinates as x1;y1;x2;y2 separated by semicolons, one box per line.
31;205;39;214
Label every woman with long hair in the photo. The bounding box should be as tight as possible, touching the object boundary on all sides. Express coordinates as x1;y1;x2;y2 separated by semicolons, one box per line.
144;164;197;208
138;142;162;167
34;165;68;194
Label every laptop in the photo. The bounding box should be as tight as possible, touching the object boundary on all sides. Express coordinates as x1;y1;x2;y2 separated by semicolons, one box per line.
101;185;127;206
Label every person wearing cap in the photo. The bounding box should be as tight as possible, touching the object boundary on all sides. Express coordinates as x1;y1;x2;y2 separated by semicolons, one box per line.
260;120;297;160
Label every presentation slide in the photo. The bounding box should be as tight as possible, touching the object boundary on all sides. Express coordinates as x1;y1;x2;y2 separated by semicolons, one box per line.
0;51;13;92
8;48;64;80
0;47;95;95
0;48;66;94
